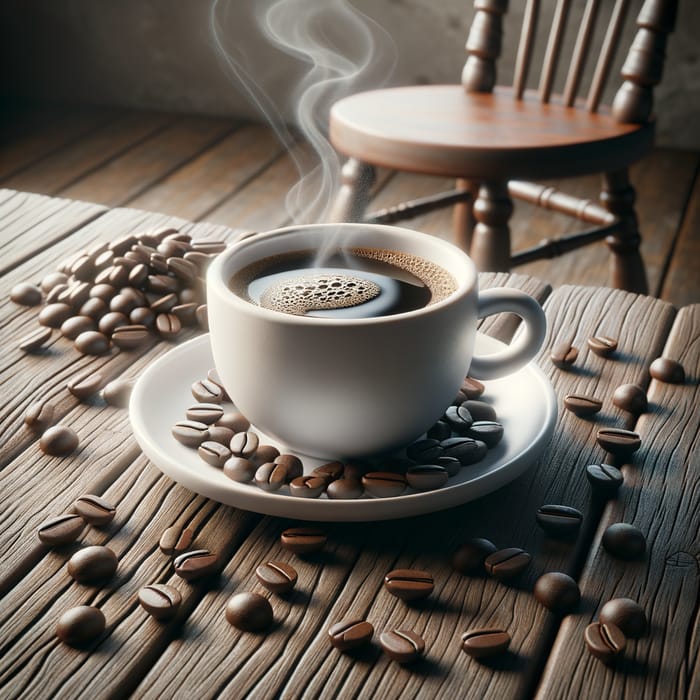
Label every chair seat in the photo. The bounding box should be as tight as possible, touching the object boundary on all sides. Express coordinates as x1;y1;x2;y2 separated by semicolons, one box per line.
330;85;654;181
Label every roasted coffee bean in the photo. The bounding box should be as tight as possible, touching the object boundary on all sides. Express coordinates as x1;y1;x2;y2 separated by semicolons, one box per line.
328;619;374;651
586;463;624;498
444;404;473;432
256;560;298;594
185;250;213;273
588;335;618;357
191;379;224;403
46;283;69;304
225;592;273;632
149;255;169;275
230;431;259;458
312;461;344;482
128;263;149;287
173;549;218;581
649;356;685;383
563;394;603;417
406;464;449;491
158;239;190;258
24;400;55;432
427;420;451;441
74;494;116;526
40;425;79;456
289;475;326;498
37;513;85;546
362;471;406;498
584;621;626;664
111;324;150;350
196;304;209;329
11;282;42;306
61;315;96;340
138;584;182;621
452;538;497;575
217;411;250;433
167;257;198;284
253;444;280;465
67;545;118;583
534;572;580;613
255;462;287;492
186;403;224;425
484;547;531;580
74;330;110;356
109;235;139;255
465;421;504;447
159;525;195;555
198;440;232;467
71;255;96;282
406;438;443;463
150;293;178;314
130;306;155;327
380;629;425;663
461;628;510;659
596;428;641;457
599;598;647;638
149;274;180;295
437;455;461;477
342;462;368;480
460;400;497;422
39;302;73;328
68;282;92;309
67;371;103;401
172;302;198;326
156;312;181;339
19;326;53;352
90;283;117;301
79;297;108;320
551;341;578;368
280;526;326;554
461;376;485;399
601;523;646;560
612;383;647;414
384;569;433;601
102;378;134;408
191;240;225;254
56;606;105;646
440;437;488;466
98;311;129;335
172;420;209;447
536;505;583;539
207;425;235;445
326;478;364;499
41;271;69;293
109;292;138;315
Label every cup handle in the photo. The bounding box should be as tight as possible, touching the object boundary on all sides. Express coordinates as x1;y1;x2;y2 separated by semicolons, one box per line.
469;288;547;381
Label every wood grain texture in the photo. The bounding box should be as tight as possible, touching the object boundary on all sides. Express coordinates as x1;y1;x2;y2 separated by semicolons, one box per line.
536;303;700;700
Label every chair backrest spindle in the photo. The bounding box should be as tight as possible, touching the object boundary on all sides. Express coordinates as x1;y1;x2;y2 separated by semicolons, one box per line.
538;0;572;103
462;0;509;93
562;0;601;106
513;0;540;99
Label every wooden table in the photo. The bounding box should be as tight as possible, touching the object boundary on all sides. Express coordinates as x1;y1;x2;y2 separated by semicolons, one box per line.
1;189;697;699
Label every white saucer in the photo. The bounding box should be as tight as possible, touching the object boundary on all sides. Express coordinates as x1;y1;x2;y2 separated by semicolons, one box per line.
130;334;556;521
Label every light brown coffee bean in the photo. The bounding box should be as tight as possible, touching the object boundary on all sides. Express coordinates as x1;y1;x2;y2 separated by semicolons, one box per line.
173;549;218;581
67;371;104;401
109;291;138;315
551;341;578;368
191;379;224;403
39;302;73;328
60;315;96;340
536;505;583;539
253;444;280;465
326;478;364;499
74;494;116;526
599;598;647;638
24;399;55;432
167;257;198;284
98;311;129;335
41;271;69;293
150;293;179;314
255;462;287;492
380;629;425;663
596;428;641;457
159;525;195;555
128;262;149;287
289;475;326;498
11;282;42;306
451;538;497;575
311;461;344;482
158;239;190;258
172;420;209;447
601;523;646;560
130;306;155;327
533;572;580;613
79;297;108;320
198;440;232;467
207;425;235;445
225;592;273;632
280;526;326;554
362;472;406;498
588;335;618;357
256;560;298;594
56;606;105;646
328;619;374;651
217;411;250;433
191;240;226;254
102;378;134;408
384;569;434;601
67;545;118;583
649;357;685;383
74;330;110;356
40;425;79;456
484;547;531;580
138;584;182;621
612;383;648;414
149;274;180;295
461;376;485;399
46;283;69;304
19;326;53;352
223;456;256;482
37;513;85;546
156;312;181;339
230;431;259;458
111;324;150;350
564;394;603;417
584;621;626;664
186;403;224;425
172;302;198;326
273;454;303;479
406;465;449;491
461;628;510;659
90;283;117;302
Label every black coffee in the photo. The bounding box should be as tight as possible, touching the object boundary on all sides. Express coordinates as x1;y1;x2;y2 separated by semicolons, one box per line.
229;247;456;318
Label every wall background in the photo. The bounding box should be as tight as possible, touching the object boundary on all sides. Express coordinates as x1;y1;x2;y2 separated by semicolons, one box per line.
2;0;698;150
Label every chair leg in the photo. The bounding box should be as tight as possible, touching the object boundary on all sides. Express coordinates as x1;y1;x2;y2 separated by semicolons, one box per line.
469;182;513;272
601;169;648;294
452;178;478;252
328;158;375;223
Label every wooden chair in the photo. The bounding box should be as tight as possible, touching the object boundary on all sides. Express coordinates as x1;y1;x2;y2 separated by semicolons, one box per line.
328;0;678;293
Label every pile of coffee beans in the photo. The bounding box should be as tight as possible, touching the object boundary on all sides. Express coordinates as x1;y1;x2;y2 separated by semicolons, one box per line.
12;227;223;356
172;371;504;500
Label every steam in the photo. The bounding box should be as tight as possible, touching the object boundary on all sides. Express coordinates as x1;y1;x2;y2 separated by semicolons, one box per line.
210;0;396;226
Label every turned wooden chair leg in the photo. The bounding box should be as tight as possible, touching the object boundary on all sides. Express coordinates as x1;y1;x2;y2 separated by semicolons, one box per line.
601;169;648;294
328;158;376;223
452;178;478;252
469;181;514;272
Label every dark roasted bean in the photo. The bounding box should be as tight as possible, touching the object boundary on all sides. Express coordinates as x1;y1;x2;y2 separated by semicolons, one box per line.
74;494;116;526
280;526;326;554
406;438;442;463
588;335;618;357
444;404;473;432
225;592;273;631
427;420;451;441
198;440;232;467
406;464;449;490
534;572;580;613
172;421;209;447
465;420;504;447
460;400;497;422
536;504;583;539
138;584;182;621
173;549;218;581
67;371;104;401
596;428;641;457
384;569;434;601
564;394;603;417
326;478;364;499
311;461;344;482
37;513;85;546
328;619;374;651
159;525;195;555
24;400;55;432
551;341;578;368
484;547;531;580
67;545;118;583
19;326;53;352
452;538;497;575
56;606;105;646
361;471;406;497
440;437;488;465
601;523;646;559
612;383;648;414
380;629;425;663
599;598;647;638
586;463;624;498
11;282;42;306
256;561;298;594
461;628;510;659
584;621;626;664
40;425;79;455
649;357;685;383
437;455;461;476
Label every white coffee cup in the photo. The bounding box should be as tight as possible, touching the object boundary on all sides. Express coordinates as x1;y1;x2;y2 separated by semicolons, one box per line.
207;223;546;459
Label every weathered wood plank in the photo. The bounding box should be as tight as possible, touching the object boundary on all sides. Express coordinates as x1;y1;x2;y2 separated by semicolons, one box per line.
536;303;700;700
57;116;236;207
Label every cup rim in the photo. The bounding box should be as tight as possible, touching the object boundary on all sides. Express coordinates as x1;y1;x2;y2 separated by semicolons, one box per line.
208;223;476;326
